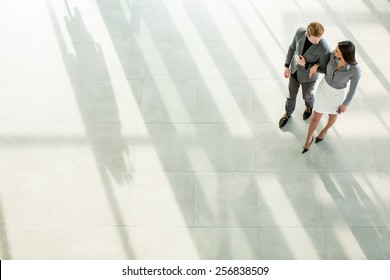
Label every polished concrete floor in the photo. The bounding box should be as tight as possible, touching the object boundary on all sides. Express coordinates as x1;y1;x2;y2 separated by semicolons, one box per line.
0;0;390;259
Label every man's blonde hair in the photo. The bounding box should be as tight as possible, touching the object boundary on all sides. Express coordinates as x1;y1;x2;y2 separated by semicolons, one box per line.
306;22;324;37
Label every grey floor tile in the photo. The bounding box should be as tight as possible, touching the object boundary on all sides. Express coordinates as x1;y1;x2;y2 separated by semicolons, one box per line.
135;123;196;171
0;82;39;123
68;172;194;227
345;12;390;42
194;227;260;259
196;79;253;123
90;9;140;43
62;226;129;259
132;8;200;42
0;226;3;259
0;172;71;225
142;80;197;122
54;43;98;81
85;80;144;123
259;227;326;259
0;124;99;172
194;42;252;80
28;81;89;123
250;43;287;80
366;124;390;171
196;124;255;171
0;225;64;260
318;172;388;227
193;7;249;42
314;124;377;172
95;42;146;79
0;43;56;81
195;172;258;226
127;227;195;259
67;172;134;226
126;172;195;226
56;7;106;44
324;226;390;260
248;6;300;48
257;172;322;227
323;0;390;8
376;172;390;227
142;42;199;80
253;80;288;123
94;0;125;9
108;0;205;8
0;2;55;43
75;123;138;172
254;124;317;171
355;84;390;124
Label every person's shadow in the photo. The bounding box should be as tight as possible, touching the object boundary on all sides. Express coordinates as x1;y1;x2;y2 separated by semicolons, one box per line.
47;0;134;257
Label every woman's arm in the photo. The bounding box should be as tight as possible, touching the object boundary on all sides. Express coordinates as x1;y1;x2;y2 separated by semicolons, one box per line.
342;66;362;106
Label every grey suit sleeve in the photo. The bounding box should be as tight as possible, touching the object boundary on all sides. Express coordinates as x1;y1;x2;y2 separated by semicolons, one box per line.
317;46;330;74
285;29;299;67
343;66;361;106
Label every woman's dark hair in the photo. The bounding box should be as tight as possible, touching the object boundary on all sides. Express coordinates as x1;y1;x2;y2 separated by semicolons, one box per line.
338;40;357;65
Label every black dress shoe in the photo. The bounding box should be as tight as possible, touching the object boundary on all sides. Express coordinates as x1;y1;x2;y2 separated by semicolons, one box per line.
279;114;290;128
302;137;314;154
303;107;313;120
315;133;326;143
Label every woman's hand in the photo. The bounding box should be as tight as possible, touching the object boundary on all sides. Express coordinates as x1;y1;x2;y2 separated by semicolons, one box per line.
337;104;348;114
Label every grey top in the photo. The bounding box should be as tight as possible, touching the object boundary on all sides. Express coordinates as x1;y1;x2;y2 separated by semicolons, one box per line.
325;52;361;106
285;27;330;83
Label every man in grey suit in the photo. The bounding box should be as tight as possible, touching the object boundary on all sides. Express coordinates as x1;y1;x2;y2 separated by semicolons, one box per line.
279;22;330;128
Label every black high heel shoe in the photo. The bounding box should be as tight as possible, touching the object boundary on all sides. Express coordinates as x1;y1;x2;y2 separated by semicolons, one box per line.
302;137;314;154
315;133;326;143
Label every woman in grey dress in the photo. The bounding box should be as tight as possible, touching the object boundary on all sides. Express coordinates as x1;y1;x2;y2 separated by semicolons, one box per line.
301;40;361;153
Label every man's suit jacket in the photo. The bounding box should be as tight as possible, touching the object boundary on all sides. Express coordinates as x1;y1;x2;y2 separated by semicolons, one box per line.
285;27;330;83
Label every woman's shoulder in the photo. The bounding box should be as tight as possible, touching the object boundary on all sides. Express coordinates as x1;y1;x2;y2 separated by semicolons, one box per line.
348;63;361;78
350;63;361;72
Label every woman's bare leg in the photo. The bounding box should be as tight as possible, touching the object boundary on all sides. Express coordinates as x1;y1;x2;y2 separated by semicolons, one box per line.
318;113;338;139
304;111;322;149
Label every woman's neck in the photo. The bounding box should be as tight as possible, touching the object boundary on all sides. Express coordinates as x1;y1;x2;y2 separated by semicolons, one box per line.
337;57;347;67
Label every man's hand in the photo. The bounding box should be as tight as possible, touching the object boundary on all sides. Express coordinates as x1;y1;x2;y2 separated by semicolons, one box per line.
283;67;291;78
296;55;306;67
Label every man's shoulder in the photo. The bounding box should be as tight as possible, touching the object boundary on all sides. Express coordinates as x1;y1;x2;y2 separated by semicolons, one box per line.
318;38;330;52
294;27;306;41
295;27;306;35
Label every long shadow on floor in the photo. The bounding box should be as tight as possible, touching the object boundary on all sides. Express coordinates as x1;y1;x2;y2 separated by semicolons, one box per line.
96;0;263;258
46;0;134;258
318;171;390;259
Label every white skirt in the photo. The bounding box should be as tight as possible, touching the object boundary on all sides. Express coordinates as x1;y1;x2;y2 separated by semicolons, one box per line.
314;77;345;114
